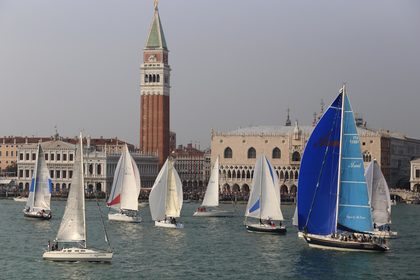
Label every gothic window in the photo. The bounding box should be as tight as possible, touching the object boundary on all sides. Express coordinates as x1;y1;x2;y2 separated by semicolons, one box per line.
97;164;102;175
224;147;232;158
292;151;301;161
145;75;149;83
157;74;160;83
152;74;156;83
272;147;281;159
363;151;372;162
248;147;256;159
416;169;420;178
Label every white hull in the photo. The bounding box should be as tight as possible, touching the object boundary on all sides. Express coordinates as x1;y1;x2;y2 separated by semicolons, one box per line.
155;220;184;229
23;209;52;220
369;230;398;239
193;209;235;217
43;247;113;262
297;231;304;238
108;213;142;223
14;197;28;202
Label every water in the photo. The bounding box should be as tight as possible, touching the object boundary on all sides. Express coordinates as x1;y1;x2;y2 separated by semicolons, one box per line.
1;200;419;280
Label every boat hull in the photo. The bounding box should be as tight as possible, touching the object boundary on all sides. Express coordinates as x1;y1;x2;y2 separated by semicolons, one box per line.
108;213;141;223
369;230;398;239
43;248;112;262
155;220;184;229
23;210;52;220
245;223;286;234
304;234;389;252
193;209;235;217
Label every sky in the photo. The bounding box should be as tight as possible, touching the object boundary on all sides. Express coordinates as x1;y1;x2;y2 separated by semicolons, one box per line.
1;0;419;148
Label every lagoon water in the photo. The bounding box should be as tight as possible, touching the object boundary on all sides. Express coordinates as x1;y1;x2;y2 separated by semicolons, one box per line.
1;200;419;280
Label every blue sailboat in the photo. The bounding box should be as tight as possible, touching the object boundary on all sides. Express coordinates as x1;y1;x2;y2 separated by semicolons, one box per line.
297;85;388;252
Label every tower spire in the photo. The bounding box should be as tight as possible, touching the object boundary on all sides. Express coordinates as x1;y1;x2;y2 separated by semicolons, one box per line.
285;108;292;126
146;0;167;49
154;0;159;11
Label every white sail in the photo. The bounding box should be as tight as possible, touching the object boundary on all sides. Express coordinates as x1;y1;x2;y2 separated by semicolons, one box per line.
365;160;392;226
149;159;169;221
165;159;183;218
26;145;52;211
201;156;219;207
246;155;283;220
56;134;86;244
107;145;141;211
292;205;298;226
149;158;183;221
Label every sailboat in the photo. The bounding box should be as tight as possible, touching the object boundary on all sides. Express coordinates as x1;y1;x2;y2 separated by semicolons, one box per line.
107;144;142;223
193;156;235;217
149;157;184;229
298;85;388;252
245;155;286;234
23;144;52;220
365;160;397;238
43;133;113;262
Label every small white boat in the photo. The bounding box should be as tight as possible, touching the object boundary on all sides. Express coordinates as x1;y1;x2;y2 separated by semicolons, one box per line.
43;247;113;262
14;196;28;202
42;133;112;262
149;157;184;229
193;156;235;217
23;144;53;220
365;160;397;238
245;155;286;234
107;144;142;223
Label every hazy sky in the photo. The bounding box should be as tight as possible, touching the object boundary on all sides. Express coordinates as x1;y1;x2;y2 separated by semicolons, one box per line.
1;0;419;148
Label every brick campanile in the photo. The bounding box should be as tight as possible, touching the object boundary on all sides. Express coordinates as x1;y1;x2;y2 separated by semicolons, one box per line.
140;1;170;168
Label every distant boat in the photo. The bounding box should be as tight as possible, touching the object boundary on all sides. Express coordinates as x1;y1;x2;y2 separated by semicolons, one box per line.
193;156;235;217
23;145;52;220
43;133;113;262
244;155;286;234
149;157;184;229
365;160;397;238
107;144;142;223
298;85;389;252
14;196;28;202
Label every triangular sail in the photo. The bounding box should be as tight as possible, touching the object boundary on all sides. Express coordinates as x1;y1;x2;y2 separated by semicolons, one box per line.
246;155;283;221
292;205;298;227
201;156;219;207
297;94;342;235
165;160;183;218
107;145;141;211
56;135;86;245
365;160;391;226
338;94;373;233
149;159;169;221
26;145;52;211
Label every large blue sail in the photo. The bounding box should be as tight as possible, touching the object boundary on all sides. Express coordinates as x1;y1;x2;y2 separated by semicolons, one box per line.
298;93;342;235
338;94;373;232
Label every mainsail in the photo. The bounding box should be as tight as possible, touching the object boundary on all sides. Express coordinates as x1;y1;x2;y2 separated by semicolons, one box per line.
26;145;52;211
201;156;220;207
107;144;141;211
365;160;391;226
55;134;86;245
337;94;373;233
246;155;283;221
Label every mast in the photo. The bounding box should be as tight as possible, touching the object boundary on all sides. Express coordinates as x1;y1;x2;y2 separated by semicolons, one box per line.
80;133;87;248
259;156;264;221
335;84;346;233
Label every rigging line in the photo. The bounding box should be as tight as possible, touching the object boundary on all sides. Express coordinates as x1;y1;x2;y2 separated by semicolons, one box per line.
304;105;341;232
95;191;112;251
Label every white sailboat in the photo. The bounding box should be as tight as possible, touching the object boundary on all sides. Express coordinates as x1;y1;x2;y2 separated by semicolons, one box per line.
365;160;397;238
43;133;113;262
23;144;52;220
193;156;235;217
245;155;286;234
107;144;142;223
149;157;184;229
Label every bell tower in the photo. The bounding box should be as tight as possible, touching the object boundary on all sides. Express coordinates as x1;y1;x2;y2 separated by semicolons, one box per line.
140;0;170;167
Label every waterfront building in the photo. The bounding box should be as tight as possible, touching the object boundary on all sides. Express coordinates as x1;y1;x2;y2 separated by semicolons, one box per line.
410;158;420;192
16;138;158;194
211;118;420;196
172;144;209;191
140;1;170;168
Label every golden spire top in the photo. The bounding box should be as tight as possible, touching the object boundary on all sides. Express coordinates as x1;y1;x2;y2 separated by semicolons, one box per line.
154;0;159;11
